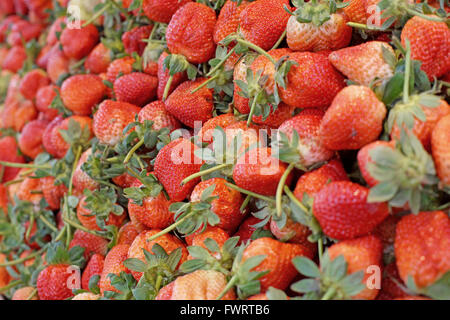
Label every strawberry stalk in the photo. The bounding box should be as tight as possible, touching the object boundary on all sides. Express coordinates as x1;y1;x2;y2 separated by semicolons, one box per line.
271;29;287;50
146;211;197;242
26;288;37;300
206;47;236;78
321;286;337;300
0;161;50;169
216;274;238;300
246;90;262;126
38;214;59;233
62;216;110;239
225;183;275;203
403;39;411;104
275;163;295;217
0;280;22;293
25;214;34;241
283;185;311;213
236;39;277;66
68;146;83;195
123;137;145;164
240;195;252;212
181;163;232;185
190;74;220;94
82;4;110;28
3;178;25;186
162;75;174;101
0;248;46;267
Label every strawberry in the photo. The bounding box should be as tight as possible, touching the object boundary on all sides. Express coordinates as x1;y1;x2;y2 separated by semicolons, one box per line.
0;184;8;214
214;0;249;44
242;237;314;291
166;2;217;64
277;109;334;167
269;216;315;251
1;45;27;73
105;57;135;84
117;222;140;246
156;52;187;101
60;23;99;60
342;0;370;24
0;1;15;16
431;114;450;186
377;262;407;300
328;41;395;87
293;159;348;200
279;51;346;109
84;43;111;74
99;244;130;294
113;72;157;107
0;253;12;287
142;0;192;24
72;148;100;192
61;74;107;116
401;16;450;80
35;85;59;120
19;69;50;100
12;100;39;132
127;229;188;281
165;78;214;128
320;85;387;150
0;136;25;183
154;138;204;202
18;119;49;158
69;229;109;260
138;100;181;132
185;226;229;248
46;45;71;84
12;286;39;300
46;16;65;46
197;113;238;144
239;0;291;51
233;216;270;245
190;178;244;233
313;181;389;240
92;100;140;146
6;19;42;46
395;211;450;293
286;0;352;52
81;253;104;291
357;140;395;187
77;193;125;231
327;235;383;300
122;25;153;56
40;176;67;210
233;147;293;197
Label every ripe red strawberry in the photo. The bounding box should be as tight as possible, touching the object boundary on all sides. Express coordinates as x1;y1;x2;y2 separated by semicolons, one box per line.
93;100;140;146
278;109;334;167
242;237;314;291
401;16;450;80
233;216;269;245
117;222;140;246
61;74;106;116
84;43;111;74
395;211;450;289
286;2;352;52
138;100;181;132
60;23;99;60
328;41;395;86
377;262;408;300
233;147;293;196
197;114;238;144
40;176;67;210
185;226;229;247
154;138;204;202
313;181;389;240
165;78;214;128
81;253;104;291
0;184;8;214
342;0;369;24
46;16;65;46
35;85;59;120
37;264;75;300
18;119;48;158
328;235;383;300
99;244;130;294
2;45;27;72
156;51;187;101
214;0;249;44
431;114;450;186
69;229;108;260
293;159;348;200
127;230;188;281
252;103;295;128
72;148;100;192
122;25;153;56
0;253;11;287
106;57;135;84
166;2;217;64
19;69;50;100
357;140;395;187
113;72;157;107
142;0;192;23
0;136;25;183
239;0;291;51
190;178;244;233
42;115;63;158
46;45;71;83
320;85;387;150
270;216;316;253
0;1;15;16
279;51;346;109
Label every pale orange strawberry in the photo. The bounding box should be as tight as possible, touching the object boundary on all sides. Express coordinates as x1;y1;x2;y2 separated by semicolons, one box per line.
431;114;450;186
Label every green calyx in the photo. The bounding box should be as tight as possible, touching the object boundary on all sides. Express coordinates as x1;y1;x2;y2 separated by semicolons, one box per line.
124;173;164;206
45;241;85;268
406;271;450;300
287;0;348;27
82;187;124;229
367;130;438;214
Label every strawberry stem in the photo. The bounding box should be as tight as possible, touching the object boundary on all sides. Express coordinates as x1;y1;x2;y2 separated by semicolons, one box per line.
246;90;262;127
276;163;295;217
0;161;50;169
26;214;34;241
240;195;252;212
236;39;277;65
271;29;287;50
321;286;337;300
124;137;145;164
62;216;110;239
405;8;447;22
225;183;275;203
181;163;231;185
162;75;174;101
0;280;22;293
318;237;323;264
147;211;196;242
68;146;83;195
0;248;46;267
190;75;219;94
82;3;110;28
3;178;25;187
38;214;59;233
26;288;37;300
283;186;310;213
206;47;236;77
216;274;238;300
403;39;411;104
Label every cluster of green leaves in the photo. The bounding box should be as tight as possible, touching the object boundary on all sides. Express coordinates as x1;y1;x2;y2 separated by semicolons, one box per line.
45;241;85;268
123;172;163;206
81;187;124;230
406;272;450;300
287;0;349;26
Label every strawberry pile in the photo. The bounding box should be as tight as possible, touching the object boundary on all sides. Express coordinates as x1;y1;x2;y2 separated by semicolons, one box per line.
0;0;449;301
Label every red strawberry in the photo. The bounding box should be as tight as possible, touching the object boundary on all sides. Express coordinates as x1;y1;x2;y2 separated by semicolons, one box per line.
46;45;71;83
92;100;140;146
37;264;75;300
185;226;229;248
69;229;108;260
40;176;67;210
233;147;293;196
106;57;135;84
81;253;104;291
72;148;100;192
154;138;204;202
166;2;217;64
142;0;192;24
328;41;395;86
18;119;48;158
431;114;450;186
0;184;8;214
328;235;383;300
2;45;27;72
279;51;346;109
197;113;238;144
401;16;450;80
35;85;59;120
138;100;181;132
19;69;50;100
313;181;389;240
60;23;99;60
0;136;25;183
156;51;187;101
46;16;65;46
357;140;395;187
113;72;157;107
378;262;408;300
270;217;315;253
61;74;107;116
122;25;153;56
165;78;214;128
214;0;249;44
99;244;130;294
84;43;111;74
320;85;387;150
239;0;291;51
117;222;140;246
395;211;450;289
42;115;63;158
233;216;269;245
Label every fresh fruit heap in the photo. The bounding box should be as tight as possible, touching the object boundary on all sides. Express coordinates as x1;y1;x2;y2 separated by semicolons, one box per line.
0;0;449;301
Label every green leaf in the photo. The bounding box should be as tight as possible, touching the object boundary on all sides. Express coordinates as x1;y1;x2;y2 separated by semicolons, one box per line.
292;256;321;278
123;258;147;273
422;271;450;300
291;278;319;293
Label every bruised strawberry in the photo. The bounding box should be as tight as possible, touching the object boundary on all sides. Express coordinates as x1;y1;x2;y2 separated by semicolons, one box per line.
35;85;59;120
40;176;67;210
60;23;99;60
113;72;157;107
61;74;107;116
142;0;192;23
19;69;50;100
122;25;153;56
138;100;181;132
0;136;25;183
313;181;389;240
431;114;450;186
18;119;48;158
81;253;104;291
166;2;217;64
84;42;111;74
99;244;130;294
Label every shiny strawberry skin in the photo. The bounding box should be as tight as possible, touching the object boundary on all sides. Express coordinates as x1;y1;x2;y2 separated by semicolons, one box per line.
35;85;59;120
37;264;75;300
113;72;157;107
214;0;249;44
19;69;50;100
60;23;99;60
99;244;130;294
117;222;140;246
142;0;192;24
106;57;135;84
81;253;104;291
69;229;109;260
84;43;111;74
127;192;173;230
18;119;48;158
